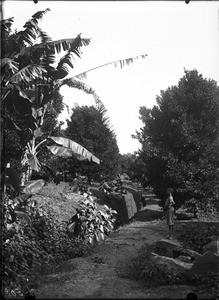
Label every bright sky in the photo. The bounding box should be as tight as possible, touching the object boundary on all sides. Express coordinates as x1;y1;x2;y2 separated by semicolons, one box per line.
3;1;219;154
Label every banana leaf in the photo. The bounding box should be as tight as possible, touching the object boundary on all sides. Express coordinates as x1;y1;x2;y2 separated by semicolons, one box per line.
22;179;45;194
48;136;100;164
26;152;40;171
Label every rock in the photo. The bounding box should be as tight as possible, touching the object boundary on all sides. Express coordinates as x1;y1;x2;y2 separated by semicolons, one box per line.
203;240;218;254
188;251;219;278
177;255;192;263
177;248;201;262
156;239;201;261
156;239;182;257
150;252;192;276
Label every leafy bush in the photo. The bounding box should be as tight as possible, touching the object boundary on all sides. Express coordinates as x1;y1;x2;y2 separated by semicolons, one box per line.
68;194;117;244
176;225;219;253
2;220;50;298
183;197;217;219
2;194;91;298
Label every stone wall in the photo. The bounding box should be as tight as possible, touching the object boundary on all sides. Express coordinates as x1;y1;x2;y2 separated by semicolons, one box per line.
90;186;142;228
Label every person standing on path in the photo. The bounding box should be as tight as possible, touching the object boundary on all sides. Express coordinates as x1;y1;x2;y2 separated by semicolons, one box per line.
164;188;175;239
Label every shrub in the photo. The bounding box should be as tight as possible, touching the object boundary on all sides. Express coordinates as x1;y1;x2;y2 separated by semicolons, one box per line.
2;220;50;298
2;196;91;298
176;225;219;253
68;194;117;244
183;197;217;219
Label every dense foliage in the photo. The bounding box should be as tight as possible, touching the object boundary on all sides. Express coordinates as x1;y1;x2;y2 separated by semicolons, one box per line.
135;69;219;211
2;180;118;298
176;224;219;253
59;105;120;181
119;153;148;184
1;9;93;189
2;195;90;298
4;90;64;177
67;194;117;244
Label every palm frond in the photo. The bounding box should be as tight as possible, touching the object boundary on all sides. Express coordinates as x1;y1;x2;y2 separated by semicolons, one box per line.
58;77;115;133
54;34;90;76
48;136;100;164
38;27;52;44
1;17;14;31
58;77;105;110
31;8;51;23
10;64;46;83
41;53;56;69
75;53;147;80
50;35;91;55
17;27;38;46
57;52;74;72
15;37;91;59
1;58;19;74
16;8;50;46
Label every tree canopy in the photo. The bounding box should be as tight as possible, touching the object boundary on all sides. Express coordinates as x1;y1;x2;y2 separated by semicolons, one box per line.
63;105;120;181
135;69;219;210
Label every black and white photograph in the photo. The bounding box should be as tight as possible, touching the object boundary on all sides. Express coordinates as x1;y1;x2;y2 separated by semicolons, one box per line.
1;0;219;299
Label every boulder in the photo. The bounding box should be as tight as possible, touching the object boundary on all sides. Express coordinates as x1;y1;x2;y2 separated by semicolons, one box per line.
202;240;218;254
156;239;201;261
177;248;201;262
188;251;219;278
177;255;192;263
150;252;192;276
156;239;182;257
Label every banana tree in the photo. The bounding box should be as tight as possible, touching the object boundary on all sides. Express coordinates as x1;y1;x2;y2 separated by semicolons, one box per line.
1;9;91;135
20;133;100;185
2;8;148;186
1;9;91;185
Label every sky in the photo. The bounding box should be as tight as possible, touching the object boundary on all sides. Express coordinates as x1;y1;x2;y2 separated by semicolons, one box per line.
3;1;219;154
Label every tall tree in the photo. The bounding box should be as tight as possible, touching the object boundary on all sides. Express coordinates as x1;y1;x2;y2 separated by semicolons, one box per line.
135;69;219;211
63;105;120;181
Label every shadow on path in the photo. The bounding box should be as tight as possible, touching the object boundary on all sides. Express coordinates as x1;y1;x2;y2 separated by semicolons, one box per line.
130;207;164;222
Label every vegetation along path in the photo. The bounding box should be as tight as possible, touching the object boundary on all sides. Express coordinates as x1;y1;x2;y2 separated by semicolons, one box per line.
35;192;213;299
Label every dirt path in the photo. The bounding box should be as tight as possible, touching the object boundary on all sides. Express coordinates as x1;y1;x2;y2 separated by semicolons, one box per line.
35;193;213;299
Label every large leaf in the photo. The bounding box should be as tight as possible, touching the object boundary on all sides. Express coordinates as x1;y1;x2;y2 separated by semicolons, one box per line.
75;54;147;80
1;58;19;75
22;179;45;194
58;78;106;112
26;152;40;171
10;64;46;83
16;37;91;59
48;136;100;164
16;8;51;46
1;17;14;31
